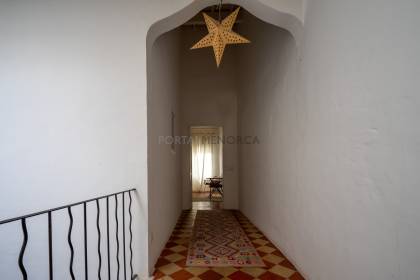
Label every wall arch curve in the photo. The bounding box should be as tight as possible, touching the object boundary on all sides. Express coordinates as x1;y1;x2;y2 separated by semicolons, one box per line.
146;0;303;55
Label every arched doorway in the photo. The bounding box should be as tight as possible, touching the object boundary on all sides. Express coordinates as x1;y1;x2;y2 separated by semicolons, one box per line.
146;0;303;275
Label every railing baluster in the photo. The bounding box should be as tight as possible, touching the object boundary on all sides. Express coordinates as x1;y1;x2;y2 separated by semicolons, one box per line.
48;212;53;280
96;200;102;280
129;191;133;279
115;194;120;280
67;207;75;280
0;188;136;280
18;218;28;280
123;193;127;280
106;197;111;280
84;202;88;280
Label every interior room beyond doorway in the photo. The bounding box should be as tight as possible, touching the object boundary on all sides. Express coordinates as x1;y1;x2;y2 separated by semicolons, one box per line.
190;126;224;206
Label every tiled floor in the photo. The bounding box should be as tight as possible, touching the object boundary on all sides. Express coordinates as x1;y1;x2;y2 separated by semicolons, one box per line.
192;192;223;202
153;209;305;279
192;201;223;210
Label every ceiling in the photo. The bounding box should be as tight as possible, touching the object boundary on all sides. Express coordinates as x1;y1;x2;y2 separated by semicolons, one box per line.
182;4;245;27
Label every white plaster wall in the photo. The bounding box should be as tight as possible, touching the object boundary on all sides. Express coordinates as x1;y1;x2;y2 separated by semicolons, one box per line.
5;0;420;279
258;0;304;23
0;0;302;278
179;27;239;210
147;29;183;273
297;1;420;278
0;1;151;278
238;1;420;279
237;12;302;274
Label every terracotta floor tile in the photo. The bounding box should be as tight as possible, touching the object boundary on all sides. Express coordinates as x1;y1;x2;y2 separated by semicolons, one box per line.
166;241;178;248
259;271;287;280
170;269;195;280
249;233;264;239
153;270;166;279
228;270;254;280
165;253;185;263
159;263;182;275
174;238;189;245
279;259;296;270
156;257;171;268
240;267;266;278
271;250;285;258
269;264;295;278
262;254;285;265
253;238;270;246
198;270;224;280
266;257;279;266
257;245;277;254
171;245;188;253
289;272;306;280
175;258;187;268
184;267;209;276
211;267;238;277
179;249;189;257
161;249;174;257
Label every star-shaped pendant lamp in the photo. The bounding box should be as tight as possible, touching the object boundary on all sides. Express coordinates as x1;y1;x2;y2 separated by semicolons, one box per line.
191;6;250;67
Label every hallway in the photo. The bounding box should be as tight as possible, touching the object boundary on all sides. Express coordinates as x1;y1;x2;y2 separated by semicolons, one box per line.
153;204;304;280
147;8;302;275
2;0;420;279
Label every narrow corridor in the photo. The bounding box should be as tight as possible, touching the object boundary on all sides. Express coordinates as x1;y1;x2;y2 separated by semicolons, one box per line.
153;205;305;279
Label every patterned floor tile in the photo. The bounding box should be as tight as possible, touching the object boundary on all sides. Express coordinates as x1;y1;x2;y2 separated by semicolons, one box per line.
269;265;296;278
198;270;224;280
240;267;266;278
249;233;264;239
280;259;297;270
257;245;277;254
229;270;254;280
253;238;270;246
185;267;209;276
289;272;306;280
211;267;238;277
262;254;285;265
159;263;182;275
259;271;287;280
153;209;305;280
170;269;195;280
165;253;186;263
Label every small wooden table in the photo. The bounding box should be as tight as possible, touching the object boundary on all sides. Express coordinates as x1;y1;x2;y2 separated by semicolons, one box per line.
204;177;223;200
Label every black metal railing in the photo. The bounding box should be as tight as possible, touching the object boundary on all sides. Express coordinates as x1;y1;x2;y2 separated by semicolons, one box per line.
0;188;138;280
